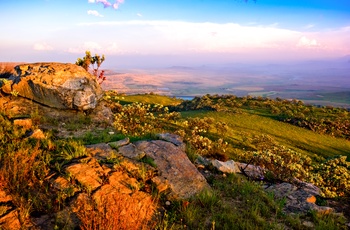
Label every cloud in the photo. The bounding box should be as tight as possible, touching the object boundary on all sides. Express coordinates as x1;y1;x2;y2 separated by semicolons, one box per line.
137;13;142;17
33;42;54;51
297;36;321;48
68;41;102;54
304;24;315;29
75;20;350;59
89;0;125;9
67;41;123;55
87;10;104;17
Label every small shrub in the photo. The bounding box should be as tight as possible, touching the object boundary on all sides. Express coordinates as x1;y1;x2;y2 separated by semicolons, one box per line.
113;102;180;136
76;51;106;84
249;146;313;182
309;155;350;198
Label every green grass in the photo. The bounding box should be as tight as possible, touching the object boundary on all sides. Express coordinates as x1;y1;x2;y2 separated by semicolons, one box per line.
160;173;347;229
2;92;350;229
181;110;350;161
111;93;182;106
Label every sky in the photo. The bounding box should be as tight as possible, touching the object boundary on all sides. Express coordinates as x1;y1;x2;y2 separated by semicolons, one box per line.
1;0;350;68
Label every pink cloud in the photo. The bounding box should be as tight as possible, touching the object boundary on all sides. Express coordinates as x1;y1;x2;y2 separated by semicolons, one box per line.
89;0;124;9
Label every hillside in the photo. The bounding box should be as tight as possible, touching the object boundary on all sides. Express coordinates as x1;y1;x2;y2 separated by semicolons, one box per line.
1;68;350;228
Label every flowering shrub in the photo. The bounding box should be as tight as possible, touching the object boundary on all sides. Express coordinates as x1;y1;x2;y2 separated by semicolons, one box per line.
113;102;180;136
176;117;229;161
249;146;313;182
245;146;350;198
76;51;106;84
309;156;350;198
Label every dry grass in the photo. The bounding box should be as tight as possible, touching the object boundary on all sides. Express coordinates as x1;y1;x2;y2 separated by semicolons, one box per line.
0;144;51;225
75;192;156;230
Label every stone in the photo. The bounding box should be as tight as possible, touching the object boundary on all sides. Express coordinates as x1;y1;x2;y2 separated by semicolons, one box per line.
135;139;210;199
88;100;114;125
0;190;12;203
195;156;211;167
265;182;333;214
0;209;21;230
13;118;32;130
302;221;315;228
157;133;186;151
64;158;105;191
118;143;146;160
2;63;103;110
236;162;265;179
86;143;118;160
211;159;241;174
108;171;139;194
29;129;45;139
108;137;130;149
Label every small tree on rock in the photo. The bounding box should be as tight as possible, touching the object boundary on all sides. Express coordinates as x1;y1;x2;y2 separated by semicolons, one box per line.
76;51;106;84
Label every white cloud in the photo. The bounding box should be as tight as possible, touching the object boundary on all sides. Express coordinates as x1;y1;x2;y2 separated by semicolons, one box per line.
33;42;54;51
137;13;142;17
74;20;350;58
88;0;95;3
87;10;104;17
304;24;315;29
67;41;124;55
297;36;321;48
68;41;102;54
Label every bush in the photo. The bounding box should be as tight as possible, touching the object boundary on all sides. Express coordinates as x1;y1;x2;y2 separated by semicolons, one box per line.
249;146;313;182
309;156;350;198
113;102;180;136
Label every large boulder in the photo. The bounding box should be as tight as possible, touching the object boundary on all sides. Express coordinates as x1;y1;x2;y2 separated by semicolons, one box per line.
1;62;103;110
117;137;210;199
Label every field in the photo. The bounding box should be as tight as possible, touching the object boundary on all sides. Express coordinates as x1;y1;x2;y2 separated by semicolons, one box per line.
102;61;350;108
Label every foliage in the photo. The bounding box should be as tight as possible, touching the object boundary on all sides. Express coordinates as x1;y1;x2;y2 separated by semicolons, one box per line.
75;50;106;84
52;139;88;163
160;173;346;229
113;102;180;136
249;146;313;182
0;114;56;224
175;94;350;140
309;156;350;198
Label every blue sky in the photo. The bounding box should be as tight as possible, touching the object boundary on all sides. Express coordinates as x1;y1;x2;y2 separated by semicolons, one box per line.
1;0;349;67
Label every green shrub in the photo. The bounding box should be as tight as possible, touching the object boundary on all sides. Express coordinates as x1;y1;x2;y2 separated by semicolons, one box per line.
309;156;350;198
249;146;313;182
113;102;180;136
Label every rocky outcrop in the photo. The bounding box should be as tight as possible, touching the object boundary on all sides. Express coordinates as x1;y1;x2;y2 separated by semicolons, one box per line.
1;63;102;110
197;156;333;215
0;95;114;138
265;181;333;214
115;136;210;199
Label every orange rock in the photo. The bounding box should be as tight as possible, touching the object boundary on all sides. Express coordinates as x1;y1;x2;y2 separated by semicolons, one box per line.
0;209;21;230
306;195;316;203
13;118;32;131
30;129;45;139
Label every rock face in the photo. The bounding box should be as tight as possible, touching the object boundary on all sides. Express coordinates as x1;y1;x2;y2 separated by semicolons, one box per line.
1;63;102;110
119;138;210;199
265;181;333;214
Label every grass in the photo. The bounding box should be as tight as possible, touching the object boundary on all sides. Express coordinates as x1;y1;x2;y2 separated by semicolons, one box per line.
181;110;350;161
160;173;347;229
108;92;182;106
1;92;350;229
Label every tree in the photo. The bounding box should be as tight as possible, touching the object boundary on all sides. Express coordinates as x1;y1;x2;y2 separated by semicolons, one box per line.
76;51;106;84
